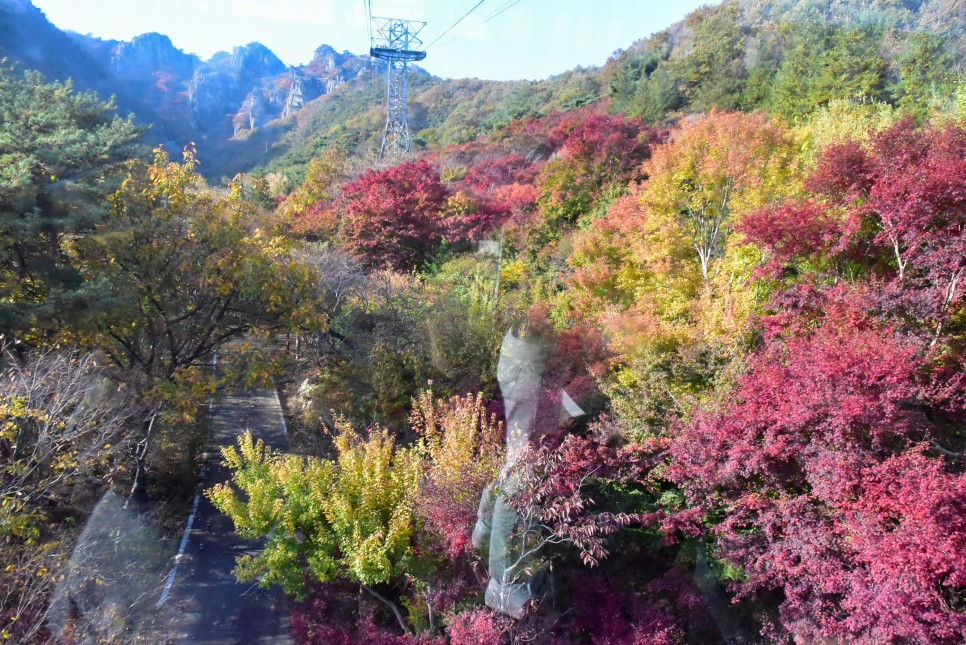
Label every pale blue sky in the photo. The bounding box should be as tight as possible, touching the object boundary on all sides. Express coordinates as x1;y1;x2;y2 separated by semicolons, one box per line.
30;0;709;80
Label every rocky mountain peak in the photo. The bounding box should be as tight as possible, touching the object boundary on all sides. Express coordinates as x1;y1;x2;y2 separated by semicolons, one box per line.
111;32;197;76
228;42;286;77
311;44;347;70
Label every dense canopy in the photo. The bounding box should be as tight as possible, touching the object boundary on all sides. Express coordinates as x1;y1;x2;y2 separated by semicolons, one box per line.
2;1;965;643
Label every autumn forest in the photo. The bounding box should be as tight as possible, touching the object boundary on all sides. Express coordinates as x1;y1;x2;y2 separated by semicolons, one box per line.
1;0;965;643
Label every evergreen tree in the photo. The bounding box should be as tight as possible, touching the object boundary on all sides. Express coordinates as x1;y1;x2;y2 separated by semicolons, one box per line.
0;65;144;345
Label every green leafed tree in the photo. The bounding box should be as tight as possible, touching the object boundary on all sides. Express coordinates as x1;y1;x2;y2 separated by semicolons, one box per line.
76;146;326;502
0;64;144;345
208;424;421;630
80;146;325;393
891;32;961;120
768;23;889;119
670;1;747;112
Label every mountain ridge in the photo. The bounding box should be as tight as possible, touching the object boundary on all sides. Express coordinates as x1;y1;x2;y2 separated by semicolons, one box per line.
0;0;379;174
1;0;963;182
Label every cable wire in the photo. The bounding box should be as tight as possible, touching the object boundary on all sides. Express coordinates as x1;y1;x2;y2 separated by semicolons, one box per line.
483;0;523;24
364;0;375;90
364;0;373;43
424;0;487;50
434;0;524;50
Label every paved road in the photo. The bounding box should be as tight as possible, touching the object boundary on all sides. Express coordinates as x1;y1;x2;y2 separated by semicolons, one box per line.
158;388;293;644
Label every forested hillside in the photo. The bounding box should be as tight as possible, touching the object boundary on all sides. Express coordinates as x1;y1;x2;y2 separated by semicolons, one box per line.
0;0;379;179
5;0;963;184
257;0;966;183
1;0;965;643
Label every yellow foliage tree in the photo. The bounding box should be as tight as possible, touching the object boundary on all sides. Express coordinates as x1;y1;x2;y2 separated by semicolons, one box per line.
410;389;504;557
275;147;350;238
642;111;801;283
797;97;901;159
565;112;802;436
76;145;328;502
209;422;421;631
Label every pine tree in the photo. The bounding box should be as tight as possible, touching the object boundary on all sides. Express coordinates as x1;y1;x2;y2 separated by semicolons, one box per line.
0;65;144;344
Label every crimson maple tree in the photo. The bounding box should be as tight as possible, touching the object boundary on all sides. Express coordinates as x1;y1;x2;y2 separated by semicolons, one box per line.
339;158;448;272
666;290;966;642
743;120;966;334
536;113;653;228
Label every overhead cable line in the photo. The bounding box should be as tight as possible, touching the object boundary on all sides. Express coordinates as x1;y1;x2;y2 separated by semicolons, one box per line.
480;0;524;25
424;0;487;50
368;0;374;40
363;0;373;42
434;0;524;50
362;0;373;89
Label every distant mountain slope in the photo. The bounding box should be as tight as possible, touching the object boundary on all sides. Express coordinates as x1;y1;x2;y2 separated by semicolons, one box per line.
605;0;965;120
256;66;603;181
738;0;966;35
0;0;376;177
1;0;963;182
258;0;964;183
0;0;113;92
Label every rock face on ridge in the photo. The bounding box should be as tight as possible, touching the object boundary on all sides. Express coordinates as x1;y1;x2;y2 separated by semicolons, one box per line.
111;32;197;78
0;0;112;92
0;0;374;171
188;43;287;135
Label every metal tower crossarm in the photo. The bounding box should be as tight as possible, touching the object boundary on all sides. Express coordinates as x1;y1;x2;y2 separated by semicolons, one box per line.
369;17;426;160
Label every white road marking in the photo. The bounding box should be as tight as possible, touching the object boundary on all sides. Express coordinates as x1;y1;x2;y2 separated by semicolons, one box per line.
273;384;288;437
156;477;204;608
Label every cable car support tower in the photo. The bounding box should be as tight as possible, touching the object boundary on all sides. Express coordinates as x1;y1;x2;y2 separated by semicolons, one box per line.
369;17;426;160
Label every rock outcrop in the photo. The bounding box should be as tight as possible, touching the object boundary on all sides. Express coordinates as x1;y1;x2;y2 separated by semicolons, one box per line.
111;32;197;79
0;0;377;174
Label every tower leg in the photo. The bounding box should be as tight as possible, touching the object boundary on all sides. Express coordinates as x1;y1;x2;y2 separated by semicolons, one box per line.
380;59;412;160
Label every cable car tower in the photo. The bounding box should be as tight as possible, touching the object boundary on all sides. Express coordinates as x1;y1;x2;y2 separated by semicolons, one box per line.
369;17;426;160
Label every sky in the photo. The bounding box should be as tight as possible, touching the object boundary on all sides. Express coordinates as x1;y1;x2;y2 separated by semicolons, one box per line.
29;0;709;81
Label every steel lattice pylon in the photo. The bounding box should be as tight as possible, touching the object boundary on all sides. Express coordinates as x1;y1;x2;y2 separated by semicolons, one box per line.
370;17;426;160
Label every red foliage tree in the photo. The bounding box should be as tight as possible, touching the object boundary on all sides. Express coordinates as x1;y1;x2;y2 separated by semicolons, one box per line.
492;181;538;215
440;191;508;244
497;109;588;160
339;158;448;271
666;294;966;642
556;114;653;186
445;154;540;242
536;114;654;226
446;609;512;645
505;433;647;568
745;121;966;334
562;574;685;645
737;201;843;278
462;154;535;193
858;121;966;332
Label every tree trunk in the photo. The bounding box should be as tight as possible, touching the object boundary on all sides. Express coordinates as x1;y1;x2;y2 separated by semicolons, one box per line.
361;584;410;635
426;578;435;633
125;409;158;511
